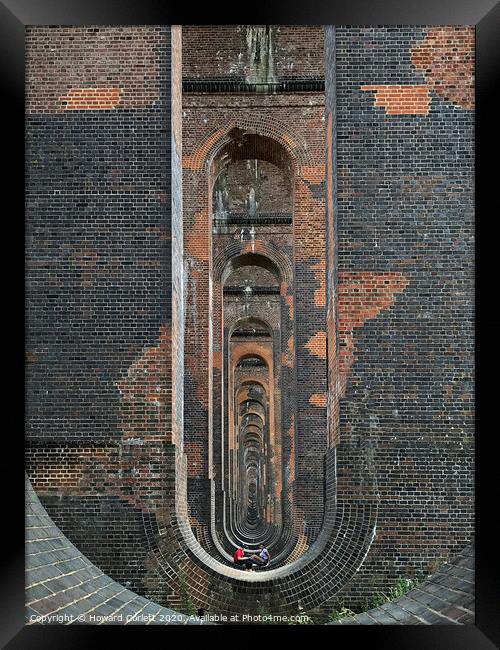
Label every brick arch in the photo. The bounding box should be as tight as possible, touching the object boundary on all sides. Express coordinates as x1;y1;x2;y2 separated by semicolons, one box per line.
241;412;265;427
236;381;269;398
211;131;295;183
239;401;266;418
242;429;264;443
233;350;270;370
230;316;273;338
145;444;378;609
243;429;263;441
231;338;273;365
184;115;314;173
214;244;293;285
238;404;267;423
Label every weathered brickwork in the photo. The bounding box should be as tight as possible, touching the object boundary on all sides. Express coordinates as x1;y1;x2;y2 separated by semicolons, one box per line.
182;25;324;81
181;25;328;554
411;27;474;110
25;24;474;620
361;85;431;115
25;26;161;113
61;87;123;110
25;477;208;626
25;25;174;597
323;24;474;612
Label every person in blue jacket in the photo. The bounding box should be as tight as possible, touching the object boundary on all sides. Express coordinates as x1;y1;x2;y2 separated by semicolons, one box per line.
249;544;270;567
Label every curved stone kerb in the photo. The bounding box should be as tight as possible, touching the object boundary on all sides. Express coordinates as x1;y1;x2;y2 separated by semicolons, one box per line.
25;475;208;625
328;544;475;625
147;446;379;614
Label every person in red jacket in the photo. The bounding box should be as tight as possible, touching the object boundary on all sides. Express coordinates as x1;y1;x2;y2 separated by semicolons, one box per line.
233;547;253;571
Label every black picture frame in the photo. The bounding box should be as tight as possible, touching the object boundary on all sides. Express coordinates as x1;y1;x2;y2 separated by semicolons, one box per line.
5;0;499;646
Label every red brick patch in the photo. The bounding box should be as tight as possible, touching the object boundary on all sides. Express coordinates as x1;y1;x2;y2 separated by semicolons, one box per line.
61;87;122;110
411;27;474;110
338;272;409;391
361;85;431;115
305;331;327;359
309;393;327;407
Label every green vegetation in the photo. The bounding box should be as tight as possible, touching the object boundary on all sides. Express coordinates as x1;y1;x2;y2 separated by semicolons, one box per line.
287;602;315;625
362;576;421;611
327;605;356;622
285;573;423;625
173;572;426;622
177;570;197;616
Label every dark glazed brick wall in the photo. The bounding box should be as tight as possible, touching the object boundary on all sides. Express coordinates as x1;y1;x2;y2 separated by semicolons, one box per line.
39;493;149;594
26;111;171;440
25;26;173;596
25;25;474;617
328;25;474;609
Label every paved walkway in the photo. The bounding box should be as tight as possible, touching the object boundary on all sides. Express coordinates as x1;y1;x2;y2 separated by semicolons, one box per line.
328;544;474;625
26;475;473;625
25;476;207;625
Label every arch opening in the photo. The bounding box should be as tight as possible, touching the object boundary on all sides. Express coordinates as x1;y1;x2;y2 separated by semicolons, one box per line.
207;130;297;558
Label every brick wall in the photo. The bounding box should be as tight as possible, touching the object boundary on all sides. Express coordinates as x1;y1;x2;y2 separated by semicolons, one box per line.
213;160;292;214
323;24;474;610
25;25;174;596
25;24;474;617
182;25;324;81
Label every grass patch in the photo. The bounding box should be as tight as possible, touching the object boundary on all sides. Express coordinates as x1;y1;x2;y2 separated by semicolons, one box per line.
177;570;197;616
327;605;357;623
362;575;422;611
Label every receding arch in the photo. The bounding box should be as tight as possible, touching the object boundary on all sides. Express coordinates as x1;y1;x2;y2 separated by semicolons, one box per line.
230;317;273;337
239;401;266;420
241;412;265;427
222;253;281;285
213;129;295;173
237;380;268;392
235;353;269;369
214;242;293;285
190;116;313;174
